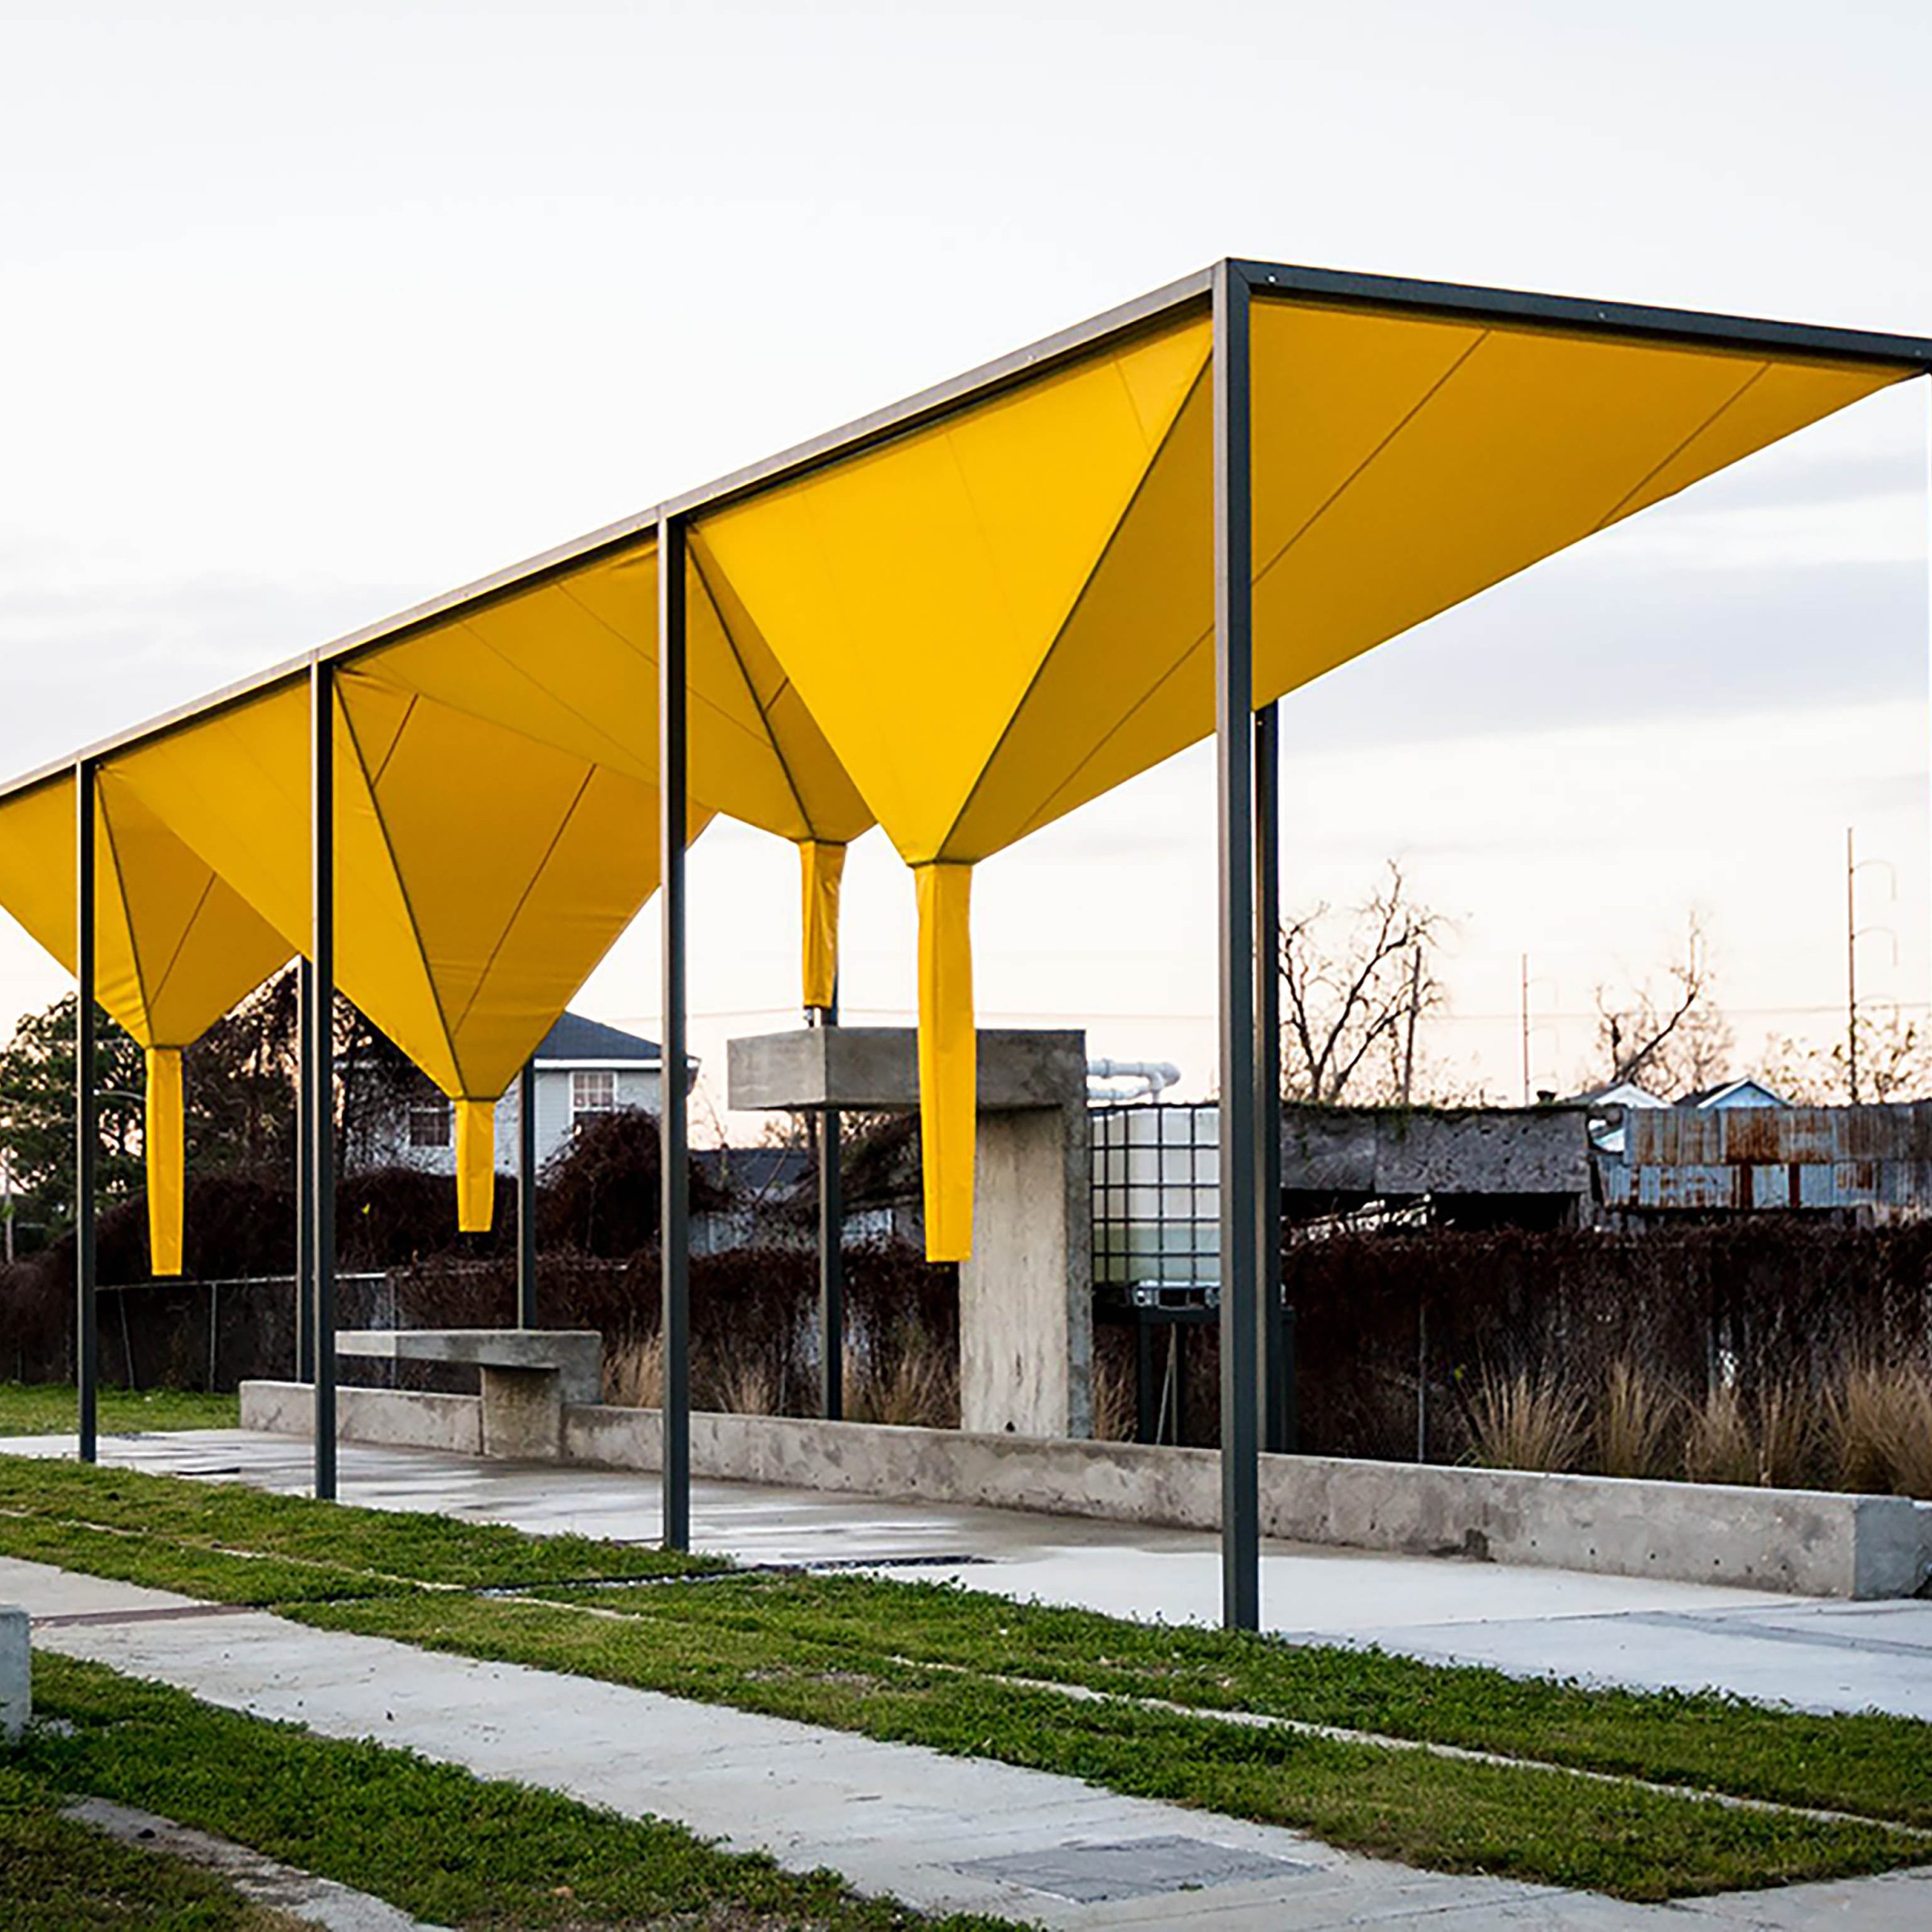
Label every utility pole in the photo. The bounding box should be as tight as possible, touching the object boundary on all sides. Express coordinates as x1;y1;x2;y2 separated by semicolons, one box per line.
1519;952;1531;1104
1847;826;1860;1104
1400;945;1422;1105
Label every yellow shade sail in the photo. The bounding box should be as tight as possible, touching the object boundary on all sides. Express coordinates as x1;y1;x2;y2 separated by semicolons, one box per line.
693;299;1909;1257
0;768;292;1273
110;672;714;1232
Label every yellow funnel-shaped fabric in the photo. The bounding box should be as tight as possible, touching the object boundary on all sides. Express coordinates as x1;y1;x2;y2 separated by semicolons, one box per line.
914;864;975;1261
357;534;872;1011
112;673;716;1221
800;840;846;1013
453;1100;496;1234
143;1046;184;1274
697;313;1216;1251
0;769;292;1274
692;303;1909;1257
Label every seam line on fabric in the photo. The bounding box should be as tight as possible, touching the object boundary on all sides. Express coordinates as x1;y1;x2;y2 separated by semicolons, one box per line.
942;352;1211;857
1589;362;1770;532
686;537;812;836
93;781;147;1018
446;766;598;1042
336;689;464;1084
143;871;219;1022
1013;328;1492;843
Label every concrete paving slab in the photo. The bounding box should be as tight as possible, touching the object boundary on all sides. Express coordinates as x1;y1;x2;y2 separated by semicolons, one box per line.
6;1555;1930;1928
8;1428;1932;1726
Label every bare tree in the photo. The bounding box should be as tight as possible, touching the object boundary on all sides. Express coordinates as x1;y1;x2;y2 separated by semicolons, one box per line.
1278;862;1450;1104
1761;1009;1932;1104
1592;914;1734;1096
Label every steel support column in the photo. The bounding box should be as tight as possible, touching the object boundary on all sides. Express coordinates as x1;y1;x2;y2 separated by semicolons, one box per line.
658;513;691;1551
295;957;315;1382
518;1057;538;1328
1254;702;1288;1453
815;996;844;1421
1213;260;1259;1631
74;759;98;1463
311;662;337;1501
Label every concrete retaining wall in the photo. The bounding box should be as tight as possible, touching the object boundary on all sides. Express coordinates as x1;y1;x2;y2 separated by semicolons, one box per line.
240;1380;1932;1599
241;1381;480;1456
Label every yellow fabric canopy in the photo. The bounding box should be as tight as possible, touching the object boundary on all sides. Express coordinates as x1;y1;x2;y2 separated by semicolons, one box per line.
104;535;871;1233
0;769;291;1272
109;675;711;1232
693;300;1908;1257
0;268;1918;1273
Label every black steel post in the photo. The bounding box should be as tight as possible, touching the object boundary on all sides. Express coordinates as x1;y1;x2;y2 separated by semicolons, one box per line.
658;514;691;1551
75;760;98;1463
518;1057;537;1328
295;957;315;1382
815;993;844;1421
311;661;337;1501
1254;702;1287;1454
1213;260;1260;1632
1135;1318;1158;1445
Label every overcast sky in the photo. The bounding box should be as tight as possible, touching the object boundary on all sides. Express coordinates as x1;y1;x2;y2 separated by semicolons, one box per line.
3;0;1929;1125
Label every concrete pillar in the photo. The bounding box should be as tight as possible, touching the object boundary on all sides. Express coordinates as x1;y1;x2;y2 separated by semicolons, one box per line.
729;1026;1093;1441
1;1604;27;1743
962;1102;1092;1438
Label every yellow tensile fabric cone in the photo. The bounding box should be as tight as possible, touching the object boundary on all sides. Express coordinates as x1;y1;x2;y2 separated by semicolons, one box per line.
454;1100;497;1233
914;863;974;1261
800;840;846;1012
143;1046;184;1276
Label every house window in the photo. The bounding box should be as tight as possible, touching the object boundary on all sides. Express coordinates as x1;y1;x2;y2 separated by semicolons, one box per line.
407;1099;452;1149
572;1069;617;1133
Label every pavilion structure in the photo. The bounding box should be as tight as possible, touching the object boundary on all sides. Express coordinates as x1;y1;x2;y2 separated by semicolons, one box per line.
2;259;1927;1626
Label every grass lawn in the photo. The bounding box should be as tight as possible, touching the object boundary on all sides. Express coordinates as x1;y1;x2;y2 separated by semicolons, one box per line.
0;1383;239;1437
6;1452;1932;1902
14;1652;1013;1931
0;1758;292;1932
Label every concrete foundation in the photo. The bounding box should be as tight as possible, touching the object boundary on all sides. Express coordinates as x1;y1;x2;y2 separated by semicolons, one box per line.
1;1604;27;1742
240;1381;1932;1599
727;1027;1092;1439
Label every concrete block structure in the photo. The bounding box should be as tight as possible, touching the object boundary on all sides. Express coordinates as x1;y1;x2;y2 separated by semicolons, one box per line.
729;1027;1092;1439
332;1329;601;1461
0;1604;27;1742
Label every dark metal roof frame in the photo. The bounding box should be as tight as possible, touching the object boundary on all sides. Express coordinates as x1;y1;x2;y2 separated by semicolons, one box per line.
7;258;1929;803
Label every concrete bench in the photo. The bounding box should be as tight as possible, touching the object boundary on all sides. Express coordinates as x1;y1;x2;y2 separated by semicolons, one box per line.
333;1329;601;1462
1;1604;27;1743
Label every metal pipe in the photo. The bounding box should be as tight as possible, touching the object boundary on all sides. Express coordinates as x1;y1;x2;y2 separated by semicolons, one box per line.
658;513;691;1551
311;662;337;1501
75;758;98;1463
1254;701;1286;1455
295;957;315;1381
518;1057;537;1327
815;997;844;1422
1213;260;1260;1632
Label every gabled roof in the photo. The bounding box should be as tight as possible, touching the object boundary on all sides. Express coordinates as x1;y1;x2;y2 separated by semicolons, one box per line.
535;1010;662;1064
1678;1076;1790;1109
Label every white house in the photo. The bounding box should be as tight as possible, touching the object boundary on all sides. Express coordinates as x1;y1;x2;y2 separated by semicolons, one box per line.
374;1012;692;1179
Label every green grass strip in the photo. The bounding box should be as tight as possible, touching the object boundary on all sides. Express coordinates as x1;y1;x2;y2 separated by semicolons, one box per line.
0;1454;720;1589
0;1384;240;1438
530;1569;1932;1830
0;1759;277;1931
19;1652;1016;1931
294;1590;1926;1904
6;1451;1932;1901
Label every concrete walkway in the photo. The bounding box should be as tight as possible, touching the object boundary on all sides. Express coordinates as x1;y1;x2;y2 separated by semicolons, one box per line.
10;1428;1932;1719
10;1554;1931;1930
